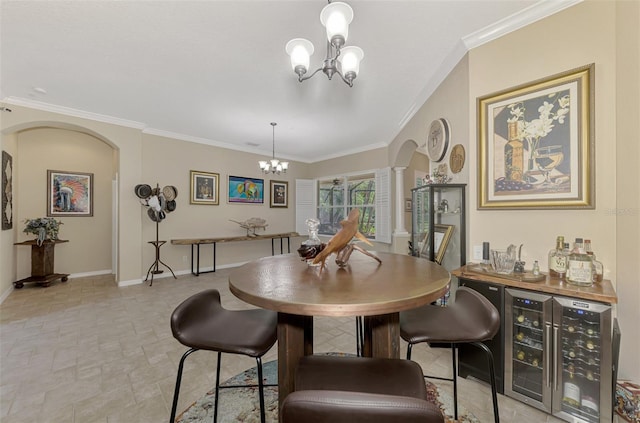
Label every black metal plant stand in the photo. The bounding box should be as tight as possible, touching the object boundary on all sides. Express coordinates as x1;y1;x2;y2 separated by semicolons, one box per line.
145;211;176;286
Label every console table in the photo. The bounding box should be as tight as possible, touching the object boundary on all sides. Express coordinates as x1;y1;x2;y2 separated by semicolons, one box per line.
171;232;299;275
14;239;69;288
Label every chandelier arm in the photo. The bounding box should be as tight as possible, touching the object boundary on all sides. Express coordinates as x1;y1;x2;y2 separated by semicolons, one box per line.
334;69;354;87
298;66;324;83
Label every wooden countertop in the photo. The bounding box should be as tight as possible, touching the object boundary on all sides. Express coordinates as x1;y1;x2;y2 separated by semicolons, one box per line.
171;232;299;245
452;264;617;304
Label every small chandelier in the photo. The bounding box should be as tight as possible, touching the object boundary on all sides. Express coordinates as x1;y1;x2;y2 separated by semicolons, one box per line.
259;122;289;174
285;1;364;87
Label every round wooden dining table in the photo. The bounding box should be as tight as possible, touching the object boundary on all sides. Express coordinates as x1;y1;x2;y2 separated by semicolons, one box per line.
229;251;451;415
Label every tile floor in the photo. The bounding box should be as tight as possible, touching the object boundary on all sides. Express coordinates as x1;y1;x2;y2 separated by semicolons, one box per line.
0;271;613;422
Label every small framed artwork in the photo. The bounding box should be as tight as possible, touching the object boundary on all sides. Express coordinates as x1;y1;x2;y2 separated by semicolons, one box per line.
2;151;13;229
228;175;264;204
404;198;412;212
478;63;594;209
190;170;220;205
270;180;288;208
47;170;93;217
420;224;454;265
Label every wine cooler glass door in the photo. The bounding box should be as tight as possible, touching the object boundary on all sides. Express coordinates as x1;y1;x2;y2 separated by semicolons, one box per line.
505;289;553;412
553;297;612;423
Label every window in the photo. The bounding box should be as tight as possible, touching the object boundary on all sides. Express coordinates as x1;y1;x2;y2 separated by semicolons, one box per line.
317;175;376;238
296;168;391;244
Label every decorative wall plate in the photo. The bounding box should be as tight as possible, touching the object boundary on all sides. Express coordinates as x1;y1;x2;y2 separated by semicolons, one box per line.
426;118;450;162
449;144;466;174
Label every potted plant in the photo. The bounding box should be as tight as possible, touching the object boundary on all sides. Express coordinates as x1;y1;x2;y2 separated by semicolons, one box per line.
23;217;62;246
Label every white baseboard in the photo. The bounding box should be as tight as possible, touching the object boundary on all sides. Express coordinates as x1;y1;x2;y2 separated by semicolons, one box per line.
69;269;113;278
0;285;14;304
118;261;248;287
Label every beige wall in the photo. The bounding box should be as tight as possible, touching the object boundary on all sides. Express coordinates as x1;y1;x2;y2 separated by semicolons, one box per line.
614;0;640;383
307;147;388;177
468;1;617;275
15;128;114;279
0;132;18;300
140;133;306;272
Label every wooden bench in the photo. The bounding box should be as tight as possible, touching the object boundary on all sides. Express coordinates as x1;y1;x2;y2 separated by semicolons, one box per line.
171;232;299;275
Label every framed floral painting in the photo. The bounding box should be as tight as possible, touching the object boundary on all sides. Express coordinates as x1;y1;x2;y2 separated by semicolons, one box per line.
478;64;595;209
47;170;93;216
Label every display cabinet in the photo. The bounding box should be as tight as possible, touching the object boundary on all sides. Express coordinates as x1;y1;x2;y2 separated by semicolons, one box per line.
410;183;466;271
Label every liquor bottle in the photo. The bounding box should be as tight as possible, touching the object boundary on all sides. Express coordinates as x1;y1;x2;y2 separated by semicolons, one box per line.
548;236;568;277
584;239;604;283
566;238;593;286
504;121;524;181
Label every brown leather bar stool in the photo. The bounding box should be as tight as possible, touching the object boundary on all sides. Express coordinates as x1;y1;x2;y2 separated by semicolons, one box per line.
400;286;501;423
169;289;277;423
281;355;445;423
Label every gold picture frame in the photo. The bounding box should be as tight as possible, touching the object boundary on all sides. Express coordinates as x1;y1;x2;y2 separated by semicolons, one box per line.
420;224;454;265
190;170;219;205
478;64;595;209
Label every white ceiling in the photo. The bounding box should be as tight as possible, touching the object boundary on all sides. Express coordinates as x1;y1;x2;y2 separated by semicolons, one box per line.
1;1;579;163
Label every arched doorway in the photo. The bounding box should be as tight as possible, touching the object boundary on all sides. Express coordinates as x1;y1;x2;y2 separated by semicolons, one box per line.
5;122;119;282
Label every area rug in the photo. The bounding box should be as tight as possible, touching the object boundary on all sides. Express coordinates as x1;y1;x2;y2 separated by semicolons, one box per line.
176;358;480;423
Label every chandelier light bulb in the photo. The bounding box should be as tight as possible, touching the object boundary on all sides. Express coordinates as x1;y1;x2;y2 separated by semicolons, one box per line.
286;38;314;75
320;2;353;47
339;46;364;76
287;1;361;87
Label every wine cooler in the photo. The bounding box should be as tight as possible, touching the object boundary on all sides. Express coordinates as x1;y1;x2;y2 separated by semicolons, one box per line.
505;288;615;423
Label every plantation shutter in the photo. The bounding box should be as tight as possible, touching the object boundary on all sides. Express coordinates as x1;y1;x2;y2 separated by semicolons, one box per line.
375;167;392;244
295;179;317;235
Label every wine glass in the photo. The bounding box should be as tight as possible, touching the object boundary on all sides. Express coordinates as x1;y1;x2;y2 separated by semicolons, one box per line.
533;145;564;185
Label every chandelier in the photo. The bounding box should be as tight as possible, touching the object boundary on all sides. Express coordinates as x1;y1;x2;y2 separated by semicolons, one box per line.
259;122;289;174
285;1;364;87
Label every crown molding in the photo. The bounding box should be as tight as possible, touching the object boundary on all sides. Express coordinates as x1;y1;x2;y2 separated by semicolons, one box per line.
143;127;310;164
463;0;583;50
1;97;147;130
310;141;388;163
395;0;582;139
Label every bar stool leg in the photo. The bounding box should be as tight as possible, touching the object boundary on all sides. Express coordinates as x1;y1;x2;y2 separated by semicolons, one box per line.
214;352;222;423
170;348;198;423
451;344;458;421
473;342;500;423
256;357;266;423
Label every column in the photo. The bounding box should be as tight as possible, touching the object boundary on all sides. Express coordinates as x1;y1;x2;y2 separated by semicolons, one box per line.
393;166;409;235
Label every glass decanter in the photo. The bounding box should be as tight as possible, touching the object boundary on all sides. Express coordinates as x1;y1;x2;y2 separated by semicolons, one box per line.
297;218;325;263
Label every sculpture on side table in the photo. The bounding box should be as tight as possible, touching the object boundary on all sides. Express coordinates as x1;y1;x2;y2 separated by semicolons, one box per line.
229;217;268;236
